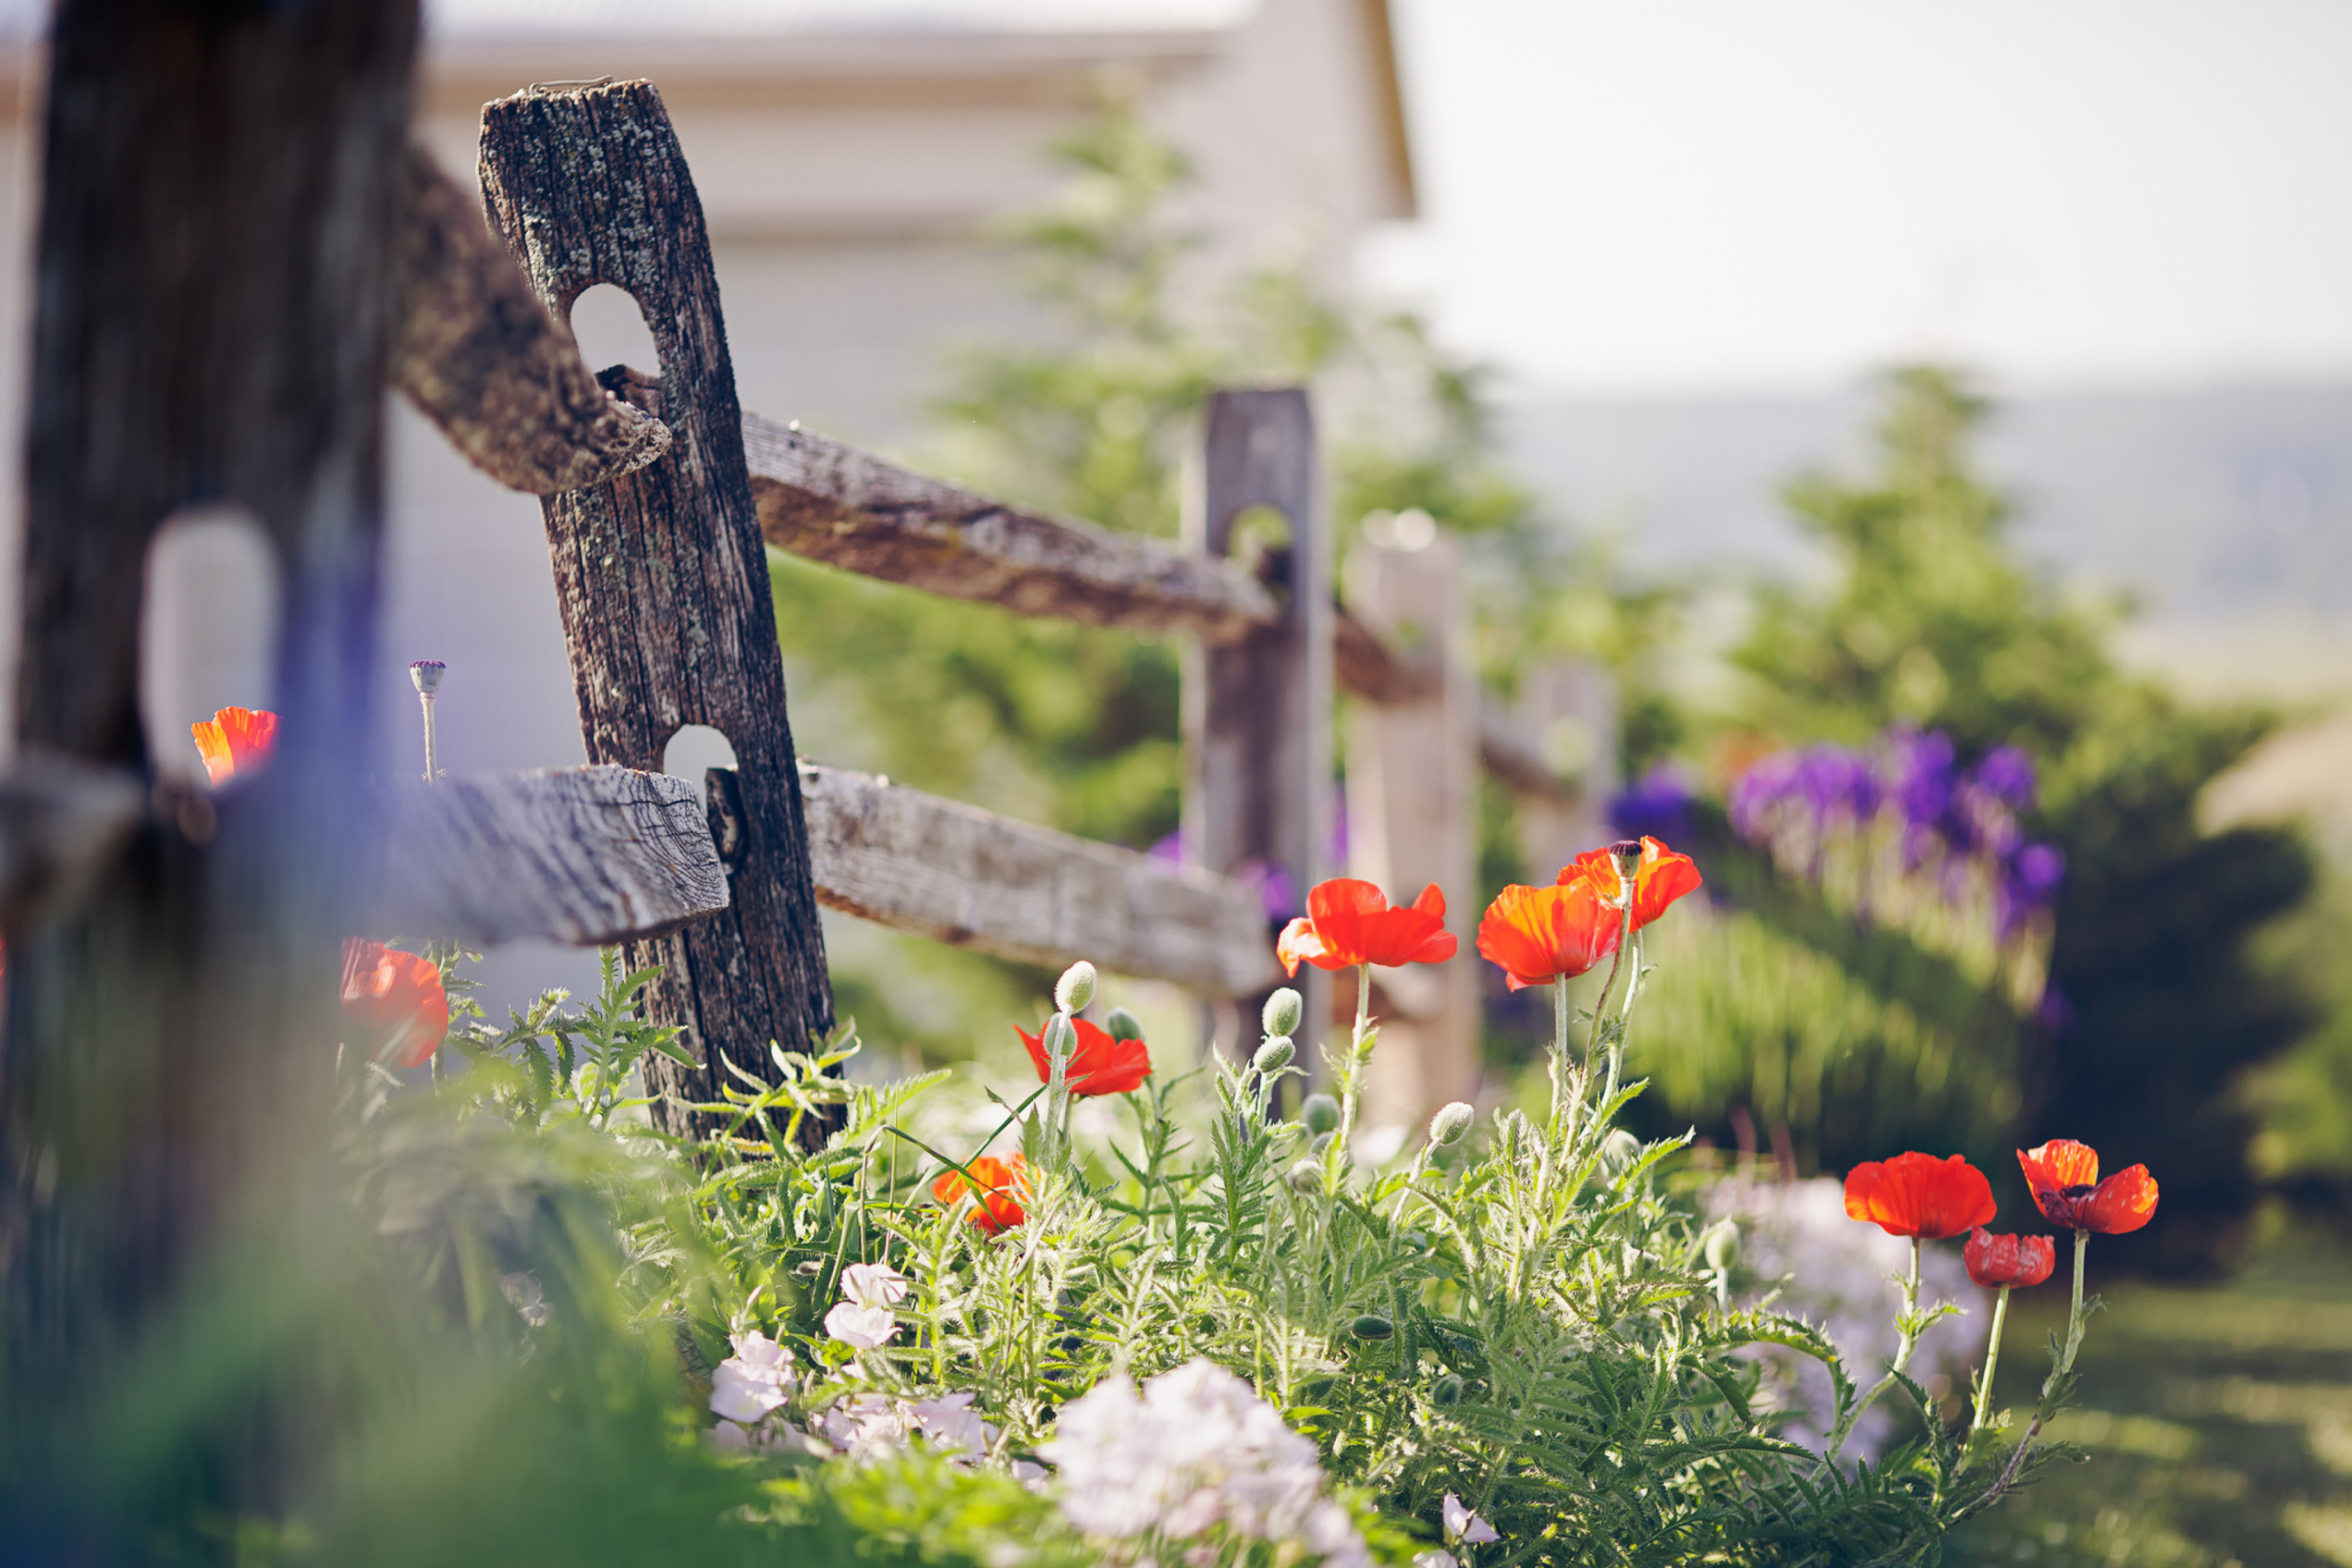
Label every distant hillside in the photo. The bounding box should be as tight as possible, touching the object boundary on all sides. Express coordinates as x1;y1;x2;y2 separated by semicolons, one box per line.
1497;384;2352;700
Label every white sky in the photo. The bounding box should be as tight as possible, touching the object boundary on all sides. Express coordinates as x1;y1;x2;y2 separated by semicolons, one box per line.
1374;0;2352;394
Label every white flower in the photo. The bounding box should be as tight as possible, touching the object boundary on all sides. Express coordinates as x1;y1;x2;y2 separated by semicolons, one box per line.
709;1419;752;1453
840;1261;910;1310
1012;1459;1049;1490
913;1390;999;1459
825;1300;899;1350
1442;1494;1498;1545
822;1393;915;1459
709;1329;796;1423
1413;1552;1460;1568
1039;1358;1370;1566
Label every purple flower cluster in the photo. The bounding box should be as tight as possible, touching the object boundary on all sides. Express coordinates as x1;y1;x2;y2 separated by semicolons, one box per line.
1730;728;2064;938
1609;764;1696;846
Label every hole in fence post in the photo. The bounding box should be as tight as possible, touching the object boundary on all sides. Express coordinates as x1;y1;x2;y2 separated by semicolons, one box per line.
568;282;661;381
664;724;745;870
140;505;281;782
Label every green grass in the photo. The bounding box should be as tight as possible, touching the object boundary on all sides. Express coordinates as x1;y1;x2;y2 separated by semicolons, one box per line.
1949;1234;2352;1567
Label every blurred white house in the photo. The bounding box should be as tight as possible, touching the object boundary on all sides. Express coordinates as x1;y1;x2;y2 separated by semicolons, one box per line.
0;0;1414;744
0;0;1418;1002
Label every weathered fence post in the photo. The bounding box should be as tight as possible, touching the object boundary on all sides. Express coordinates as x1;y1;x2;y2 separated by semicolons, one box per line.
1512;657;1619;877
2;0;417;1530
477;82;833;1138
1345;527;1481;1120
1185;389;1331;1059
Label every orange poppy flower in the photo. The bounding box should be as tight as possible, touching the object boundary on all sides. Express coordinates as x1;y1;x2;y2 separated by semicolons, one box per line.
1963;1227;2056;1289
1275;879;1457;976
1474;879;1623;991
1843;1151;1997;1240
1018;1018;1152;1097
190;706;278;786
1561;837;1704;931
339;938;449;1069
2016;1139;2158;1235
933;1154;1027;1235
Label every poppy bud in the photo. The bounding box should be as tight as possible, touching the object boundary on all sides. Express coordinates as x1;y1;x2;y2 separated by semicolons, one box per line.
1428;1102;1474;1147
1263;988;1304;1038
1432;1373;1465;1407
1350;1313;1395;1341
1703;1219;1740;1272
1054;961;1097;1015
1286;1158;1324;1194
1103;1006;1145;1043
1600;1129;1641;1177
1252;1035;1296;1075
1303;1093;1341;1135
1309;1131;1336;1157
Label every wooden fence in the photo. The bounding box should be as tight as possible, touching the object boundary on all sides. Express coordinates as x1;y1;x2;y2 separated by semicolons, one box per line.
0;56;1610;1371
457;79;1610;1130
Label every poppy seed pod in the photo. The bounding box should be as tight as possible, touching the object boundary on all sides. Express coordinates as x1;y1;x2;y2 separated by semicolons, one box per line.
1302;1093;1341;1136
1703;1220;1741;1272
1252;1035;1296;1075
1350;1313;1395;1341
1103;1006;1146;1043
1263;987;1304;1038
1428;1102;1475;1147
1600;1129;1642;1177
1054;961;1097;1015
1286;1158;1324;1194
1432;1374;1465;1407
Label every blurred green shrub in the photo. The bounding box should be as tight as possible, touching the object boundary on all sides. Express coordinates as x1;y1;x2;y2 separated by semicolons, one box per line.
1686;367;2316;1270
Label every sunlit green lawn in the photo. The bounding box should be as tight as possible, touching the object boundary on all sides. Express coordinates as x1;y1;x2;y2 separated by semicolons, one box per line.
1948;1235;2352;1567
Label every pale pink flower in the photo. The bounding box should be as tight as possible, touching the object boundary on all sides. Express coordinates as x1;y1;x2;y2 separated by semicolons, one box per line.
824;1300;898;1350
1442;1494;1498;1545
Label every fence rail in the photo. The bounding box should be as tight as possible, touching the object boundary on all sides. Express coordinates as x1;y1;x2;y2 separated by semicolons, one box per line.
798;762;1277;996
742;412;1576;806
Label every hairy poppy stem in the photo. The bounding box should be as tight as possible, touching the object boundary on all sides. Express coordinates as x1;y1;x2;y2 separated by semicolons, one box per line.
410;660;446;785
1326;964;1374;1189
1584;898;1634;1066
1968;1285;2012;1442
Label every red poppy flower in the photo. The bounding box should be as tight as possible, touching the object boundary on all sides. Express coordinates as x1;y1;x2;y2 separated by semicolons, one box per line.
339;938;449;1069
1018;1018;1152;1097
1276;879;1457;975
190;706;278;786
2016;1139;2158;1234
933;1154;1027;1235
1561;837;1704;932
1475;879;1623;991
1964;1227;2056;1289
1843;1151;1998;1240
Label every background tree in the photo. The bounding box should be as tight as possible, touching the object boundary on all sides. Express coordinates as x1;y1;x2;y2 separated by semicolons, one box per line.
1706;367;2314;1271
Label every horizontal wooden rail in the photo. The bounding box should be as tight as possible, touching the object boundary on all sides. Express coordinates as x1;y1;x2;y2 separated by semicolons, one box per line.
796;760;1281;996
377;765;730;945
744;414;1581;807
746;412;1277;642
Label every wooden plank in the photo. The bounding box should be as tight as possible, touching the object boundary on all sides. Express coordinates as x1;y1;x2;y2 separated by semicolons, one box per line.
374;765;728;947
1344;533;1481;1120
391;144;671;496
479;81;835;1141
799;764;1277;996
5;0;417;1511
1186;388;1332;1056
744;412;1277;640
